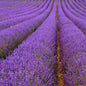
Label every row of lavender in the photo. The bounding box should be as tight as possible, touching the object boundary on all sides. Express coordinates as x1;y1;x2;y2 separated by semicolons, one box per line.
0;0;53;59
61;0;86;35
0;0;48;29
0;0;58;85
0;0;45;21
58;0;86;86
0;0;23;8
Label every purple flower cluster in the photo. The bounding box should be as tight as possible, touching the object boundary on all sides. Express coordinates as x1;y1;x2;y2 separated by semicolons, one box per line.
1;0;86;85
0;0;48;30
75;0;86;9
58;0;86;85
60;0;86;35
72;0;86;13
0;0;46;21
0;0;39;19
0;0;57;85
0;0;53;58
65;0;86;19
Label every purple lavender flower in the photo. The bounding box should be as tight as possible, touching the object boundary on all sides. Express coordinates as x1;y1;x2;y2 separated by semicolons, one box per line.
0;0;57;86
0;0;53;59
58;0;86;85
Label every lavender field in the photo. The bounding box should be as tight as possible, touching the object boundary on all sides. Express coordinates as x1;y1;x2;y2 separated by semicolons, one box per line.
0;0;86;86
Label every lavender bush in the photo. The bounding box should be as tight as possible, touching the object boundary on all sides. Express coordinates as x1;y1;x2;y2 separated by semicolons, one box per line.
75;0;86;9
0;0;53;58
0;0;49;30
58;0;86;85
0;0;86;85
0;0;57;85
0;1;41;20
4;0;47;20
72;0;86;13
65;0;86;18
61;0;86;35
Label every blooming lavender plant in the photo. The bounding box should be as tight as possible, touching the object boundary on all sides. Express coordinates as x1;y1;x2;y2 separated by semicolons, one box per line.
5;0;46;19
0;0;45;21
72;0;86;13
0;0;49;30
0;0;57;85
65;0;86;18
0;0;53;59
58;0;86;85
75;0;86;9
79;0;86;6
61;0;86;35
